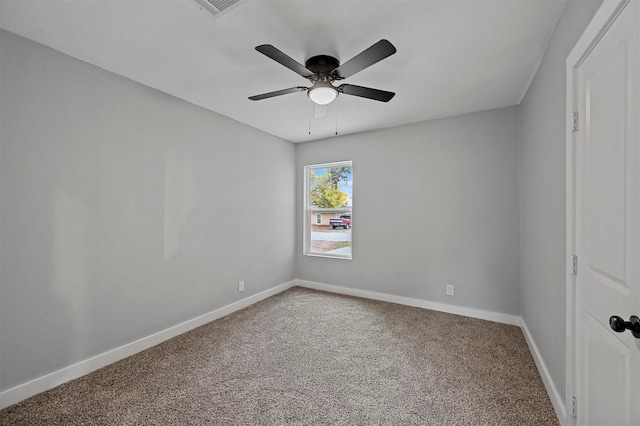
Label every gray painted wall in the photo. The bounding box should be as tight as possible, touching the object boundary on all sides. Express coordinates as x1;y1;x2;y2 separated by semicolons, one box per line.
0;30;296;391
296;107;521;316
518;0;602;401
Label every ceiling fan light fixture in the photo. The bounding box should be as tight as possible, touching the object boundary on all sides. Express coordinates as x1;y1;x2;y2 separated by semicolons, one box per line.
308;82;338;105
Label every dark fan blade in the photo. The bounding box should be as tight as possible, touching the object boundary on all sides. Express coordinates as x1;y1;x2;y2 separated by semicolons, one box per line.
248;86;308;101
255;45;314;78
332;40;396;79
338;84;395;102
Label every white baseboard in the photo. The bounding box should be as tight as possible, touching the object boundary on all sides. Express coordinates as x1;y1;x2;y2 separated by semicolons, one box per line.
295;279;522;326
521;321;566;425
0;280;295;410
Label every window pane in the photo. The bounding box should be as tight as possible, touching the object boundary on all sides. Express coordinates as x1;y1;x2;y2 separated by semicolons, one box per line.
305;162;352;258
309;211;351;256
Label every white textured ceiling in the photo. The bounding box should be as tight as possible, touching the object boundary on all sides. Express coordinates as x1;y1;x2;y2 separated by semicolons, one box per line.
0;0;567;143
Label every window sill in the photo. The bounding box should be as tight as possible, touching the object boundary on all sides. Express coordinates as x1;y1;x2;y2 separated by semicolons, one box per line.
304;252;352;260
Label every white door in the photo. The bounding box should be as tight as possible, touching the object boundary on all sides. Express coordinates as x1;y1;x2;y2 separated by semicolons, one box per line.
574;1;640;424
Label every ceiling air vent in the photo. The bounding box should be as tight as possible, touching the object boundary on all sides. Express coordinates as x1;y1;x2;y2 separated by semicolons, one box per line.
192;0;246;18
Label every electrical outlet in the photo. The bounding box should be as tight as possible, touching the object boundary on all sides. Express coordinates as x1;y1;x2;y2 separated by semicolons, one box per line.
446;284;454;296
238;280;245;292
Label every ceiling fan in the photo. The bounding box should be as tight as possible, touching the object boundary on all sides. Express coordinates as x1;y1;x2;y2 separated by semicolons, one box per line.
248;39;396;105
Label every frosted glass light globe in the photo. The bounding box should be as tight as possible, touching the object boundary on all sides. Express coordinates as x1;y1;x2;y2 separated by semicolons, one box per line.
308;84;338;105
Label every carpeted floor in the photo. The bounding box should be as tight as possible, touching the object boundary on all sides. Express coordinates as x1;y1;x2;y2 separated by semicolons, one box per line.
0;287;558;425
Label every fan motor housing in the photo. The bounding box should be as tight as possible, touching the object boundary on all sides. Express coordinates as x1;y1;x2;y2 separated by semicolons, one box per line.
305;55;340;74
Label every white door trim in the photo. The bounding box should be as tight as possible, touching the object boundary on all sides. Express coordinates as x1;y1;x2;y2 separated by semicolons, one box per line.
565;1;632;425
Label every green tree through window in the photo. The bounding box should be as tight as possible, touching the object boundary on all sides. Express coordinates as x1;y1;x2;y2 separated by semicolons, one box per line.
310;170;349;208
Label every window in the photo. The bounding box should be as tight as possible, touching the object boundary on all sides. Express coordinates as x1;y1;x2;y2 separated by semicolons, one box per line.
304;161;353;259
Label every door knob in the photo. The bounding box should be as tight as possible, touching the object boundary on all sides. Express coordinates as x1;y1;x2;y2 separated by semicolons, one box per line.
609;315;640;338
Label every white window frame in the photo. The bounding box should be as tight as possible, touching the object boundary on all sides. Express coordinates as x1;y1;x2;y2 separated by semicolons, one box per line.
304;161;352;259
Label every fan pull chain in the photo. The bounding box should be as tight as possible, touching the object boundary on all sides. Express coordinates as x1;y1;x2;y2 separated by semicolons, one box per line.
308;97;311;135
335;96;339;136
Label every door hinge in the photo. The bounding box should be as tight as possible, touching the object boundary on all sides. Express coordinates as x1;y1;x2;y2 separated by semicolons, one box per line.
571;255;578;275
572;112;579;132
570;396;577;417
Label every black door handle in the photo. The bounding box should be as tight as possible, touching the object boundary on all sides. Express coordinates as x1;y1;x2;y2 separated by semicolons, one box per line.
609;315;640;338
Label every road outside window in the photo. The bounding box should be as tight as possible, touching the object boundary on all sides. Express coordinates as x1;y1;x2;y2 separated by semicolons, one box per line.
304;161;352;259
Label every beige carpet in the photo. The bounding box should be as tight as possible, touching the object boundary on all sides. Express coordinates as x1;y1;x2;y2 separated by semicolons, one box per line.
1;287;558;425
